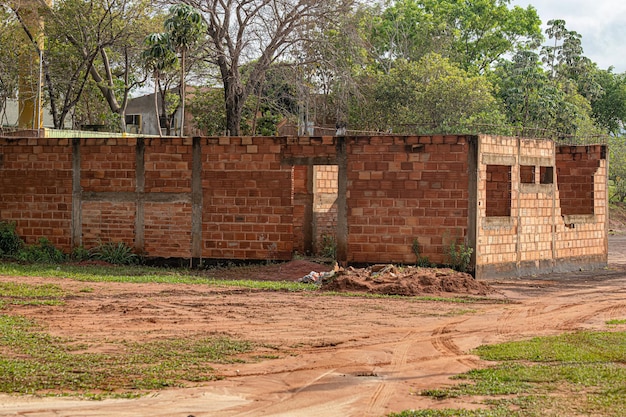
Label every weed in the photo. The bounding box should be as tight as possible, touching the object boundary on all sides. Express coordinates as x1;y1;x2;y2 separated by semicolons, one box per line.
412;238;432;267
91;241;138;265
71;245;91;262
0;221;22;257
319;234;337;259
446;239;474;273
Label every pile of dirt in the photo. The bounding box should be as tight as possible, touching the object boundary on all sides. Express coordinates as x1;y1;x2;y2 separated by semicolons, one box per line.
320;264;495;297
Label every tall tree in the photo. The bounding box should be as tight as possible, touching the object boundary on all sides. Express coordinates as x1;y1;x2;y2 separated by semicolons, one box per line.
352;53;506;134
0;6;20;127
20;0;158;131
164;4;205;136
367;0;542;73
142;32;180;136
180;0;353;136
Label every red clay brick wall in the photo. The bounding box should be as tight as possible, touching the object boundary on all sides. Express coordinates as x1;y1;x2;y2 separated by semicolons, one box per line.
201;137;294;260
556;146;600;216
80;139;136;192
291;165;309;254
346;136;470;265
144;202;192;257
82;202;136;248
0;138;73;247
314;165;338;254
485;164;512;217
144;138;192;193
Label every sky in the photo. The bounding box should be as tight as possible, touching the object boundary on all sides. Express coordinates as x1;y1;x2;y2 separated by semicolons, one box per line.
510;0;626;73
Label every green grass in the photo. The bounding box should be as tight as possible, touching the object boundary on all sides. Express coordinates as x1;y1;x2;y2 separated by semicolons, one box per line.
0;282;66;307
0;262;316;292
0;314;253;397
397;331;626;417
606;318;626;326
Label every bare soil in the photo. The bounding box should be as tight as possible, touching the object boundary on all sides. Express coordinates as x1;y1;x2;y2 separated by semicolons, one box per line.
1;242;626;417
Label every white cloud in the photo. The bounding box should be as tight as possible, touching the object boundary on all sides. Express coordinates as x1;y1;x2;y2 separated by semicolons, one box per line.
510;0;626;72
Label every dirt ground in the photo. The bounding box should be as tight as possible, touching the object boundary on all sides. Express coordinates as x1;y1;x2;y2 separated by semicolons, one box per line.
1;239;626;416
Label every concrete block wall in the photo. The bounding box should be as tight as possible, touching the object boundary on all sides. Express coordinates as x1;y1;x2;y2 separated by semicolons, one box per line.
475;136;607;278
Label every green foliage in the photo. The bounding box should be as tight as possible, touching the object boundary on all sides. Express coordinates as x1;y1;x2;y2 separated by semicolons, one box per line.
352;54;506;134
188;88;227;135
90;241;138;265
0;222;23;257
16;238;67;264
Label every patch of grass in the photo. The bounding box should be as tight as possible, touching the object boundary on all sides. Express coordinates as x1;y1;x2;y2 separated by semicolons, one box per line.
412;331;626;417
0;262;316;292
0;282;65;306
390;406;521;417
0;314;254;396
606;318;626;326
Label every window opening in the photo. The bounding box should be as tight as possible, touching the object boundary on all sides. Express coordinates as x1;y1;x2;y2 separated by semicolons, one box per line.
486;164;511;217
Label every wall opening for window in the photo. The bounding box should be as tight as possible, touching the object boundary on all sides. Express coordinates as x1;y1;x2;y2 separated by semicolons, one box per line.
486;164;511;217
540;166;554;184
520;165;535;184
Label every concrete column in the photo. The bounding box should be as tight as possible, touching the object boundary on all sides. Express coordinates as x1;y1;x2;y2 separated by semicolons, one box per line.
336;137;348;266
71;138;82;248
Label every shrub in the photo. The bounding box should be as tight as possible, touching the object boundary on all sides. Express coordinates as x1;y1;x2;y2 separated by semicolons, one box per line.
91;241;138;265
0;221;23;257
70;245;92;262
446;240;474;273
17;238;67;264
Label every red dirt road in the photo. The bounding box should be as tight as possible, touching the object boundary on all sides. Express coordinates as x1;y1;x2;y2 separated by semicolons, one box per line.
1;239;626;417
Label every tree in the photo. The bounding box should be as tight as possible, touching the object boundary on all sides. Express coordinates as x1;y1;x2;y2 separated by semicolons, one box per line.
592;69;626;135
0;6;20;127
351;53;506;134
142;32;179;136
180;0;353;136
164;4;205;136
14;0;158;130
366;0;542;73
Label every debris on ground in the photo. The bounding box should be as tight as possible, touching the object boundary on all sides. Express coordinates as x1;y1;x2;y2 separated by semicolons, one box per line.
298;264;495;297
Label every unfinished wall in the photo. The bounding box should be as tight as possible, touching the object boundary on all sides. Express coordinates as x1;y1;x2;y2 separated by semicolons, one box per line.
0;134;607;278
475;136;607;278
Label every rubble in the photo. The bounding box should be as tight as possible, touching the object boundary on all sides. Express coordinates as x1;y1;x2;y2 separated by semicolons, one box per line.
299;264;495;297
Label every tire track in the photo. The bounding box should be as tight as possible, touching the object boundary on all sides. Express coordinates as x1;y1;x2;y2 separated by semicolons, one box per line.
365;331;415;417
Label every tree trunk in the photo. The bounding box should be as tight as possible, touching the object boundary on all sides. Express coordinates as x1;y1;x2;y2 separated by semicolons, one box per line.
179;48;186;137
154;74;162;137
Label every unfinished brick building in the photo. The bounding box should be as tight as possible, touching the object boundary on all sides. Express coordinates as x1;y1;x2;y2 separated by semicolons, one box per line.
0;134;607;279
